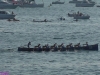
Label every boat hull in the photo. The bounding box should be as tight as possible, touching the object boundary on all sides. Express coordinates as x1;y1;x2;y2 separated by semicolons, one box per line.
18;47;34;51
74;15;90;19
0;14;15;19
19;4;44;8
76;3;95;7
0;5;18;9
52;2;64;4
33;20;51;22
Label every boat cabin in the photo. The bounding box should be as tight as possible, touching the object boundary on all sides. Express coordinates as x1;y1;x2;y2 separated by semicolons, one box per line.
0;11;9;14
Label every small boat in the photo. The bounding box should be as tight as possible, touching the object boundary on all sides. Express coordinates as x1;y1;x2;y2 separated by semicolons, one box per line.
0;11;15;19
18;43;98;52
73;15;90;19
52;0;65;4
68;11;90;19
33;19;52;22
76;0;95;7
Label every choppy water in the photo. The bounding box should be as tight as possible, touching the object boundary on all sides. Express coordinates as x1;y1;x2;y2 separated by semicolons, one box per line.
0;0;100;75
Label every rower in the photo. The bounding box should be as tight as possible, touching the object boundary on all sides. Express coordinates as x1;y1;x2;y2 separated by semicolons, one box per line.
33;19;35;21
74;43;80;47
83;42;88;46
44;19;47;22
66;43;73;48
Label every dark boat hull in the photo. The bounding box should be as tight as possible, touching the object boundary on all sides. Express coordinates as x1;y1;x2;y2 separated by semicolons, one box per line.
18;47;34;51
18;44;98;52
33;21;51;22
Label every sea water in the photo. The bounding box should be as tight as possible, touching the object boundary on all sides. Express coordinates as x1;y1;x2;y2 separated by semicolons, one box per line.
0;0;100;75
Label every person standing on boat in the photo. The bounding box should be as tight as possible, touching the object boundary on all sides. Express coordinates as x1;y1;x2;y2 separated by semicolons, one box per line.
28;41;31;48
12;11;14;15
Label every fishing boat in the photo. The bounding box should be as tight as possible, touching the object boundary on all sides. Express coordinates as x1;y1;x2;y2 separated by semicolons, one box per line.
52;0;65;4
18;43;98;52
19;0;44;8
68;11;90;19
0;11;15;19
0;0;18;9
76;0;95;7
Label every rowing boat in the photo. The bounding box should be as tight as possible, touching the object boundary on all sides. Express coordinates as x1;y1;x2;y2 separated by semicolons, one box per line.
18;43;98;52
33;20;52;22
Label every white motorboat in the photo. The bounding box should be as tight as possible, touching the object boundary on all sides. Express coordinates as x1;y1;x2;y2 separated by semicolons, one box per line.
0;0;18;9
68;11;90;19
52;0;65;4
0;11;15;19
19;0;44;8
76;0;95;7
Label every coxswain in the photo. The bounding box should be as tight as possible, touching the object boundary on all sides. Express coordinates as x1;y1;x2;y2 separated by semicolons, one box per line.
28;41;31;48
